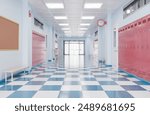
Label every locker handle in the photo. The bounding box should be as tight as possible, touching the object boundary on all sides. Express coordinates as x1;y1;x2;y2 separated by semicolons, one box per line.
143;20;146;23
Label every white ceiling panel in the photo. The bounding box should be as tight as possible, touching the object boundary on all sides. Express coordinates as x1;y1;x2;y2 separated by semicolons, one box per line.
28;0;130;37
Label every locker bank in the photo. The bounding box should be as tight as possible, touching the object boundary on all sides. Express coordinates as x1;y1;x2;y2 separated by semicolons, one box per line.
0;0;150;98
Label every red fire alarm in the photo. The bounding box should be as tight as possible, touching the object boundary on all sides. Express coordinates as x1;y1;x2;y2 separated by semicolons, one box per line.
29;10;32;17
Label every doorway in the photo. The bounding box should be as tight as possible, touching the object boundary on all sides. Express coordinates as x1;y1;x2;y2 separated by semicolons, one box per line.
64;41;85;68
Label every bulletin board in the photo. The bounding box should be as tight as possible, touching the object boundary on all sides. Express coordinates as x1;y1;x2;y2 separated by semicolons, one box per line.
0;16;19;50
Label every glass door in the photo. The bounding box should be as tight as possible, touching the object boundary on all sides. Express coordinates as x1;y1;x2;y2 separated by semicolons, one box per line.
64;41;85;68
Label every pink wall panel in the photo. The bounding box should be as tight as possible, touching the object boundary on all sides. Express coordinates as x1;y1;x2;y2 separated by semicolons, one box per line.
32;32;46;66
119;14;150;81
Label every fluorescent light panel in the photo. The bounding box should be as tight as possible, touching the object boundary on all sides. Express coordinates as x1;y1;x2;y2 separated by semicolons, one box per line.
54;16;67;20
81;16;95;20
80;23;90;26
84;3;103;9
64;31;71;33
59;23;69;26
46;3;64;9
80;28;88;30
62;28;70;30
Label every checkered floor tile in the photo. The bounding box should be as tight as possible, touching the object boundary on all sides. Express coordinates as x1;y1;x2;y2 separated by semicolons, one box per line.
1;64;150;98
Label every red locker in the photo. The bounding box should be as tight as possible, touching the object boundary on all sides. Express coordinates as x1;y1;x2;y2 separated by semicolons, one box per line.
32;31;46;66
119;14;150;81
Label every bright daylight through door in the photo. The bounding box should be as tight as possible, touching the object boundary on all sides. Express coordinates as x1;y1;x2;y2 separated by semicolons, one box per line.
64;41;85;68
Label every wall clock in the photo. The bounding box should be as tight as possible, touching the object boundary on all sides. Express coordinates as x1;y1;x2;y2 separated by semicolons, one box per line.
97;19;106;27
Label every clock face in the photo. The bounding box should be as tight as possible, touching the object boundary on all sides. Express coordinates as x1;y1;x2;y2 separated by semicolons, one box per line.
97;19;105;27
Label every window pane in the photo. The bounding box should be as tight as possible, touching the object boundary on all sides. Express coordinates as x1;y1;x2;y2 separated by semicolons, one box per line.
65;43;69;54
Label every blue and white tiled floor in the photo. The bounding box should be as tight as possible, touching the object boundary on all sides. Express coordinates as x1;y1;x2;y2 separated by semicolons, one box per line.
0;65;150;98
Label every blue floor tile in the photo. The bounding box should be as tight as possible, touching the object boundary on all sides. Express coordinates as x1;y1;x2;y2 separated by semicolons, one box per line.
82;85;103;91
106;91;133;98
59;91;82;98
112;78;129;81
99;81;117;85
40;85;61;91
121;85;146;90
15;78;33;81
63;81;80;85
48;78;64;81
81;78;96;81
134;81;150;85
26;81;45;85
0;85;22;91
8;91;36;98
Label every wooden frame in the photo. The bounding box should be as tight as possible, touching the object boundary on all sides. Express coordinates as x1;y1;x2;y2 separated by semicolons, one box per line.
0;16;19;50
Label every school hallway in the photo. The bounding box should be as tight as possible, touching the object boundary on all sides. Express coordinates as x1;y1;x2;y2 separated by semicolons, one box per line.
0;0;150;98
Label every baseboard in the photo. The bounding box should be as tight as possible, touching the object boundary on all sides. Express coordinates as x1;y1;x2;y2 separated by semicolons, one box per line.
119;68;150;83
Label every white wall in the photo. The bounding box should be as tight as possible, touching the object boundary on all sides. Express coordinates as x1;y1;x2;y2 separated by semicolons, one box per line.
0;0;55;81
0;0;24;80
30;5;54;66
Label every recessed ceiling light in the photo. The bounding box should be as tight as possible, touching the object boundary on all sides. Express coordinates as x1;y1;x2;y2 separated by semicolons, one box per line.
80;31;85;32
80;23;90;26
84;3;103;9
64;31;71;33
62;28;70;30
81;16;95;20
46;3;64;9
59;23;69;26
54;16;67;20
80;28;88;30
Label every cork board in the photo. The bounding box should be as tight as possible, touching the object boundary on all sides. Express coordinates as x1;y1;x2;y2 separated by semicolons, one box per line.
0;16;19;50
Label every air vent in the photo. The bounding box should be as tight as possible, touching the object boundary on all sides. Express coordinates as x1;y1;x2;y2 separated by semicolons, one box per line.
34;18;44;30
138;22;141;25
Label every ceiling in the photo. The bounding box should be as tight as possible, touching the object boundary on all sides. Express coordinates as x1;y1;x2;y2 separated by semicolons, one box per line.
28;0;130;37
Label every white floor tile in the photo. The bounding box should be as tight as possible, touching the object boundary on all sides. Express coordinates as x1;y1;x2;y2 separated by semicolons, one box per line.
51;75;65;78
31;78;49;81
127;78;140;81
33;91;59;98
81;81;99;85
61;85;82;91
109;75;124;78
65;78;80;81
82;91;108;98
21;75;37;78
0;91;14;98
92;73;106;75
7;81;28;85
128;91;150;98
18;85;42;91
96;78;113;81
80;75;95;78
39;73;53;76
140;85;150;91
44;81;63;85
